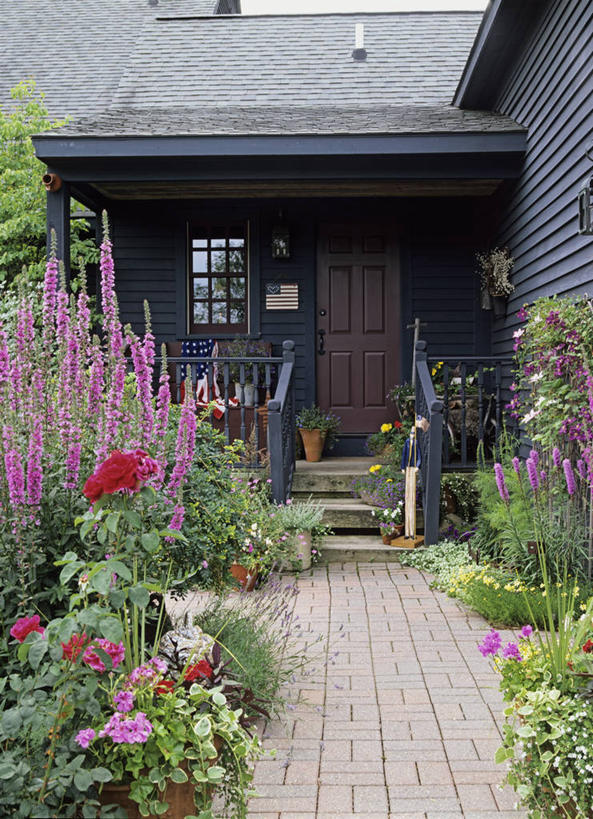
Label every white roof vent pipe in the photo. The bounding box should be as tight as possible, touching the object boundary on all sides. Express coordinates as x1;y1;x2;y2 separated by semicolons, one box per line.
352;23;367;61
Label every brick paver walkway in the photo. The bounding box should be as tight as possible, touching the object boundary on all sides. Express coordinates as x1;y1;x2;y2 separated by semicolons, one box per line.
248;562;525;818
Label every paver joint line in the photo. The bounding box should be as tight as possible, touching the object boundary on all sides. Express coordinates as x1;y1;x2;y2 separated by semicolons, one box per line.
242;561;526;817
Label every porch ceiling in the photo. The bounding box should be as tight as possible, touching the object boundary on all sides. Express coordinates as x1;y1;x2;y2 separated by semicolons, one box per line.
91;178;502;199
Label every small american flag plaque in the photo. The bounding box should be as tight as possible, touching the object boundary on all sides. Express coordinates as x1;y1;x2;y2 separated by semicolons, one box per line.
265;281;299;310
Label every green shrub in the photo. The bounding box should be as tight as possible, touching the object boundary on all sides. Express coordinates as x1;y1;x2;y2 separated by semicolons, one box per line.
194;577;322;718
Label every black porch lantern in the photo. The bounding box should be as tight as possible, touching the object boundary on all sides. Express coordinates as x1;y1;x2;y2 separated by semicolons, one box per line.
271;212;290;259
578;175;593;234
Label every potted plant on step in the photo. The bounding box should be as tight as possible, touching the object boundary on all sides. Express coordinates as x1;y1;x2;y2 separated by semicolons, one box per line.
272;497;330;570
295;405;340;462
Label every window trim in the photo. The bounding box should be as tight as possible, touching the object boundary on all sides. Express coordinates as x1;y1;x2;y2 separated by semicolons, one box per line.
176;214;261;339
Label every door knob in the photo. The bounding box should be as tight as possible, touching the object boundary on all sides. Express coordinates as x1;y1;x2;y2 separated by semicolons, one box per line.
318;329;326;355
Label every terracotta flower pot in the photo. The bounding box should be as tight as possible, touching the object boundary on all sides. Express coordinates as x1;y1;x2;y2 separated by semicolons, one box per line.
381;524;404;544
229;562;258;591
299;428;326;462
100;775;195;819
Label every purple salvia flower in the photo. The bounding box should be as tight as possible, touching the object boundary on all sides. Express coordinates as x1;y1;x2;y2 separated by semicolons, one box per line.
55;285;70;352
143;300;155;368
526;457;540;492
512;456;521;477
26;420;43;508
165;503;185;544
478;629;501;657
539;470;547;483
42;248;59;346
494;463;509;502
529;449;539;467
88;340;104;418
128;333;154;445
552;447;562;468
167;383;197;498
0;324;9;385
562;459;576;496
99;215;124;358
64;433;82;491
4;446;26;511
97;359;126;463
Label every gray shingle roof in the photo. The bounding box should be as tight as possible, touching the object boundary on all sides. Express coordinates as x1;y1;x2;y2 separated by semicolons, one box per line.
115;12;483;108
0;0;230;119
50;103;523;137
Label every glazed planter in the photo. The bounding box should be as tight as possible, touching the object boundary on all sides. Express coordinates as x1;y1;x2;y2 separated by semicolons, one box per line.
294;530;312;571
229;561;259;591
235;382;256;407
299;428;326;462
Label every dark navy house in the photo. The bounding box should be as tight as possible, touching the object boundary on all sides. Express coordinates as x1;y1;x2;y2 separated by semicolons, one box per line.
5;0;591;455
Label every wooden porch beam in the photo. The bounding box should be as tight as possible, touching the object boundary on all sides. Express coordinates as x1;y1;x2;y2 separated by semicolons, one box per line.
46;182;70;282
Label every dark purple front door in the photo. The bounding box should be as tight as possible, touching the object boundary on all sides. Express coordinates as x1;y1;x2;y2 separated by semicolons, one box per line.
316;224;400;434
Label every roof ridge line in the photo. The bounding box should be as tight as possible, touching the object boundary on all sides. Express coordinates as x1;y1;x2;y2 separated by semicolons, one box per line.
155;10;485;21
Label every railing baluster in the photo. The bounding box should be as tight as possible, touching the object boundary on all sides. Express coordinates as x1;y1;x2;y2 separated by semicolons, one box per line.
223;361;230;444
443;364;450;467
253;361;260;467
477;363;484;447
495;361;502;446
239;362;246;444
460;362;467;467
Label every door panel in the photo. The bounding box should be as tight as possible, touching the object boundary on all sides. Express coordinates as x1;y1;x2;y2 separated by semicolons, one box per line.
317;224;399;434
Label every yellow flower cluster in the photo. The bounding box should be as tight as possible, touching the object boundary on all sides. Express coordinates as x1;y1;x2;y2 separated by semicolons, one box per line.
381;423;393;433
369;464;382;473
431;361;444;377
448;565;582;601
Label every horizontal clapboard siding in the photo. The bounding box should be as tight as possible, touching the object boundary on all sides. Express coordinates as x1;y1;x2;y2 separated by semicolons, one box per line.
493;0;593;354
259;214;315;409
112;216;178;341
407;243;491;367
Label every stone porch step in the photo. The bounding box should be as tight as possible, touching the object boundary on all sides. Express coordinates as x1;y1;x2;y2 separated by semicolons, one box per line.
319;535;424;563
292;457;373;498
320;497;378;528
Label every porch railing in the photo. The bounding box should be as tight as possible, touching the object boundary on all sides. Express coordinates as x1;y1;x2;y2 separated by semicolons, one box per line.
268;341;296;503
428;352;514;469
415;341;443;546
153;340;296;502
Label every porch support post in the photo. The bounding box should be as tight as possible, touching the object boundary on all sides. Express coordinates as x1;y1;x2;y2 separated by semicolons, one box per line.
46;182;70;282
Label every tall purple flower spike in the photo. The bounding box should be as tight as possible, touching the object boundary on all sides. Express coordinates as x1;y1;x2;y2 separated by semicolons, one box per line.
526;457;539;492
562;459;576;496
552;447;562;468
494;463;509;502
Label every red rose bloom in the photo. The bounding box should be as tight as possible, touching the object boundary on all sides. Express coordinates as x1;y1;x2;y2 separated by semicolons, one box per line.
83;450;140;503
184;660;213;682
394;421;403;429
61;632;90;661
10;615;45;643
583;639;593;653
82;474;104;504
155;679;175;695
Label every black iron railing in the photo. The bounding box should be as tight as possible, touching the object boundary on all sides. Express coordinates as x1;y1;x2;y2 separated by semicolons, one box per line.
415;341;443;546
428;353;514;469
268;341;296;503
